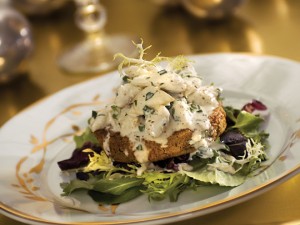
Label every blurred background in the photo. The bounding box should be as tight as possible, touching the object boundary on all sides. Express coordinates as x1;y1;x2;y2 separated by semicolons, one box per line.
1;1;300;224
1;0;300;125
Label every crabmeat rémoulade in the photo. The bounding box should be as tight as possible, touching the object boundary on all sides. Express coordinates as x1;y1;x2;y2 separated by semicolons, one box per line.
89;44;226;164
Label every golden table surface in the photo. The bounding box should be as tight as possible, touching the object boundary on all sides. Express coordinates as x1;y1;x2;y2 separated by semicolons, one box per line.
1;0;300;224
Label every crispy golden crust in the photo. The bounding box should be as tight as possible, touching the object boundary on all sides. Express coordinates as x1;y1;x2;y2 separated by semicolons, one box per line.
94;129;194;163
209;105;227;140
94;106;226;163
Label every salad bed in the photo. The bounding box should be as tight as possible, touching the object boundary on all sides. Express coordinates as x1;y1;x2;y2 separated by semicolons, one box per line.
58;100;269;205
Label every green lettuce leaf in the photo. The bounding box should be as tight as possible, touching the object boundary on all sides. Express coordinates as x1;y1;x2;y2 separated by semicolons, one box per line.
93;177;144;195
224;106;239;123
88;186;144;204
61;173;106;195
74;128;99;148
224;107;268;143
61;174;144;196
60;179;94;196
232;111;263;135
182;167;245;187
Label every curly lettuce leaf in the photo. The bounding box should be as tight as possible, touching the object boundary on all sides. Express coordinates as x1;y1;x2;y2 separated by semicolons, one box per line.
140;171;192;202
83;149;113;172
114;39;167;76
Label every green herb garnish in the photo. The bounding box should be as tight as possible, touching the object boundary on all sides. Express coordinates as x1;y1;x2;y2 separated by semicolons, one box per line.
158;69;167;75
111;105;121;119
190;103;202;113
122;75;131;83
91;110;98;119
143;105;155;114
136;144;143;150
145;92;154;101
138;125;145;132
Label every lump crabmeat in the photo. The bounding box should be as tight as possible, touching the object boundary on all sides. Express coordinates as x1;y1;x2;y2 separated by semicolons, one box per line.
89;42;226;163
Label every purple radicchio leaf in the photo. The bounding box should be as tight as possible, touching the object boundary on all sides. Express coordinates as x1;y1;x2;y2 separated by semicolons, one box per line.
57;142;101;171
242;99;267;113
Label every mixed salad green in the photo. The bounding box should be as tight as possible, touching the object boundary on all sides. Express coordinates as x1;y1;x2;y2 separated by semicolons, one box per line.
58;101;269;205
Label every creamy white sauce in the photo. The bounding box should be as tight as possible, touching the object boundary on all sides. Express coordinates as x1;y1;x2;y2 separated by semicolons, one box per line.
103;132;111;156
90;60;220;163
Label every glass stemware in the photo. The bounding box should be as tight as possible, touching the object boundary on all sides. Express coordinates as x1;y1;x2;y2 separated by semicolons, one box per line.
58;0;137;74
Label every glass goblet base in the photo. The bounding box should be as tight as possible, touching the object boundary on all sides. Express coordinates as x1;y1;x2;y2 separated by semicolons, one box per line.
58;34;138;74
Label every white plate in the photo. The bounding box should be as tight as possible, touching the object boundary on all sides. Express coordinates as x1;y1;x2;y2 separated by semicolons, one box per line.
1;54;300;225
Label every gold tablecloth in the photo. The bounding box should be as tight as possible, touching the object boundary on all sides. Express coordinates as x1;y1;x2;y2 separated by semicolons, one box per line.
1;0;300;224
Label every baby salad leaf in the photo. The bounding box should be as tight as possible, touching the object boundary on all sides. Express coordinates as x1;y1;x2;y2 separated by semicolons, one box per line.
232;111;264;133
167;175;191;202
74;128;99;148
224;106;239;124
61;174;144;196
231;110;267;143
232;110;270;143
224;107;269;143
61;173;106;195
88;185;144;204
93;177;144;195
61;179;94;195
182;167;245;187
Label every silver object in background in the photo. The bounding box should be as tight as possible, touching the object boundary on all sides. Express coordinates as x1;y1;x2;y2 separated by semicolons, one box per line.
153;0;246;19
182;0;246;19
0;7;33;84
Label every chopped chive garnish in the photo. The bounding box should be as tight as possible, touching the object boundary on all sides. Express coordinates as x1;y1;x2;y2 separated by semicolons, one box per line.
166;102;174;110
158;69;167;75
111;105;120;119
143;105;155;114
190;103;202;113
111;105;119;111
136;144;143;151
138;125;145;132
92;110;97;119
145;92;154;101
170;108;176;119
122;75;131;83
